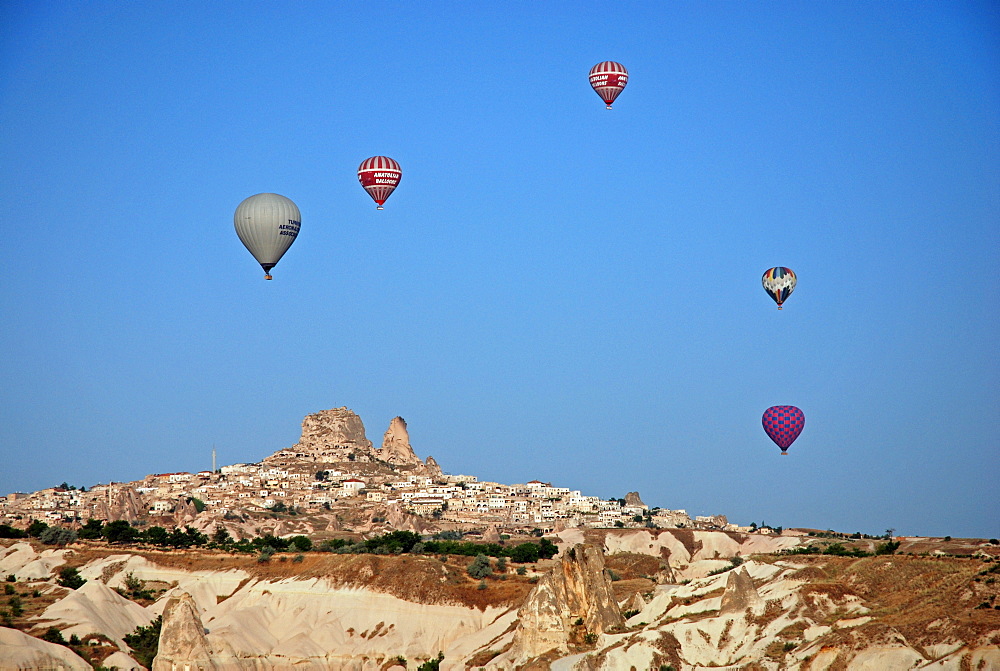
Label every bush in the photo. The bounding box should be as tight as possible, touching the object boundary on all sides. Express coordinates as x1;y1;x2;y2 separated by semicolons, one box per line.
124;616;162;668
0;525;28;539
8;596;23;617
293;554;304;563
467;554;493;579
27;520;49;538
41;627;66;645
516;566;527;576
57;567;86;590
417;652;444;671
40;526;78;546
289;535;312;552
477;580;487;590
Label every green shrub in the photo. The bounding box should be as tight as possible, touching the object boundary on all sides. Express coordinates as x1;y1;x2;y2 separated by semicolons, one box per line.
41;627;66;644
57;567;86;590
123;616;162;668
467;554;493;579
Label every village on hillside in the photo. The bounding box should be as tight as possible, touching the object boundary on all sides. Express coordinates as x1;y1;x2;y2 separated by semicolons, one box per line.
1;407;749;538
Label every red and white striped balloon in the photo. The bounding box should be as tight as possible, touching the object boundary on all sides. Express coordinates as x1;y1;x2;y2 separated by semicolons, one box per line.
589;61;628;109
357;156;402;209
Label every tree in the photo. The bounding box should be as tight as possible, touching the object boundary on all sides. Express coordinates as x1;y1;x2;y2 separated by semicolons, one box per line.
40;526;77;546
509;542;540;563
467;554;493;579
417;652;444;671
124;616;162;668
212;526;233;547
26;520;48;538
144;526;169;546
103;520;139;544
77;519;104;540
289;535;312;552
57;567;86;589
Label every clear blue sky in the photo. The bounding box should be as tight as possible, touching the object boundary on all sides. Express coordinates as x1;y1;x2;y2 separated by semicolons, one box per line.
2;1;997;538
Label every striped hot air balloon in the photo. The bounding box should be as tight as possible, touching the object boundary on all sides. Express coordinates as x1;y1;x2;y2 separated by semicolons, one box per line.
589;61;628;109
358;156;401;210
762;267;797;309
762;406;805;455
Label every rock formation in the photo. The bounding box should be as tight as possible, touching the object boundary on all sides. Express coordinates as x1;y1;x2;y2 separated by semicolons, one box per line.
0;626;91;670
151;592;217;671
424;455;443;478
91;486;147;523
267;407;375;464
510;544;625;662
624;491;646;508
380;416;422;466
719;567;760;615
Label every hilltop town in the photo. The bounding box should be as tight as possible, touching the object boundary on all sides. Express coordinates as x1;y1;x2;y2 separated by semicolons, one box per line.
1;407;740;539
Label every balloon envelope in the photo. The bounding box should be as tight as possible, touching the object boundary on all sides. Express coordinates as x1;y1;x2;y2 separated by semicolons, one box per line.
589;61;628;109
762;406;805;454
762;267;796;309
358;156;401;209
234;193;301;279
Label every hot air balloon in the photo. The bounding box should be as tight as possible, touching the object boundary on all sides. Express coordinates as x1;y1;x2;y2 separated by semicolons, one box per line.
589;61;628;109
358;156;401;209
762;406;805;455
762;267;797;309
233;193;301;280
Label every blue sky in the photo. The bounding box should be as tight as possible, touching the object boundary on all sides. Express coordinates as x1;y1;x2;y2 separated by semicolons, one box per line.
1;1;997;538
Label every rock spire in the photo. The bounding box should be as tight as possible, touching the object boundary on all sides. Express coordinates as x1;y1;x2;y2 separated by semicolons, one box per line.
510;544;625;662
152;592;217;671
380;416;421;466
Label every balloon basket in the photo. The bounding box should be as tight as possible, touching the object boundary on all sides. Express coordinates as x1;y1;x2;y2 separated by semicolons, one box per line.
780;451;788;455
264;274;273;280
606;105;613;110
777;305;783;310
376;205;384;210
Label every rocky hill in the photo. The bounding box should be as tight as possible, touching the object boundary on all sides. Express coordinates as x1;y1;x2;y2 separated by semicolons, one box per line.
2;533;998;670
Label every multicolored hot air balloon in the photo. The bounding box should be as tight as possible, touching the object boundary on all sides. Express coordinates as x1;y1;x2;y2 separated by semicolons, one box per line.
762;267;797;309
589;61;628;109
762;406;805;455
234;193;301;280
358;156;401;209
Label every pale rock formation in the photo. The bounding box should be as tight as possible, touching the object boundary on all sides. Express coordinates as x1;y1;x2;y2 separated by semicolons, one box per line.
510;544;625;662
423;455;443;478
272;406;375;463
0;626;91;671
482;525;501;544
380;416;421;466
624;491;646;508
383;502;432;534
152;592;217;671
102;651;144;670
622;592;646;616
0;542;67;580
92;486;147;523
719;567;760;614
37;578;155;650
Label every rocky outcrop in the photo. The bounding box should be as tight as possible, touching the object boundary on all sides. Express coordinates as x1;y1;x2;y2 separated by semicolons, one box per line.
152;592;217;671
91;486;147;523
424;455;443;478
719;567;760;614
269;407;375;464
510;544;624;662
380;416;421;466
0;626;91;670
624;491;646;508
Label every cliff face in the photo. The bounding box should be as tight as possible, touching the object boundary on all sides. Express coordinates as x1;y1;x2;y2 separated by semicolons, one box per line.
510;543;624;662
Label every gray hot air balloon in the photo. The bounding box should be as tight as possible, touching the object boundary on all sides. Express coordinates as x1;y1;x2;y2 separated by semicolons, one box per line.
233;193;301;280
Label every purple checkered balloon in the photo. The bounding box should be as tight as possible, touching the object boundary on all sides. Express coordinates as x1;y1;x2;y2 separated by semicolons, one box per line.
762;406;805;454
